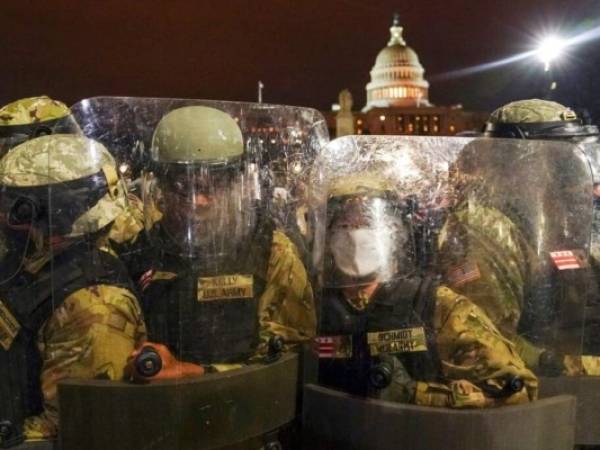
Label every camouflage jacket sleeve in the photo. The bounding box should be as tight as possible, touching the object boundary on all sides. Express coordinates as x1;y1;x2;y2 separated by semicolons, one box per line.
99;192;163;248
414;286;538;408
24;284;146;440
258;230;317;346
438;202;530;340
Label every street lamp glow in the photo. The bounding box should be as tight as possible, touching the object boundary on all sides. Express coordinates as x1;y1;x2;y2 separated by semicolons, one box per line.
536;36;567;70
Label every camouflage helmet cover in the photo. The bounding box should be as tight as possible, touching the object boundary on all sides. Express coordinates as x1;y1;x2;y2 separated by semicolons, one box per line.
485;98;599;139
0;96;81;156
488;99;577;124
0;134;126;237
0;96;71;126
151;105;244;164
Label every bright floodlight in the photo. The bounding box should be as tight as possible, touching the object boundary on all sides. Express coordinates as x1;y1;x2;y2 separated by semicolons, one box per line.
536;36;567;68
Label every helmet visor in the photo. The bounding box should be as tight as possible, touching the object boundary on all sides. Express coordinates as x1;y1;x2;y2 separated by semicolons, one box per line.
150;162;259;261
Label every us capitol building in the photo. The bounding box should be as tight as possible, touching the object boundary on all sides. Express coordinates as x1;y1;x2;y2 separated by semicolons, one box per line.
323;15;488;137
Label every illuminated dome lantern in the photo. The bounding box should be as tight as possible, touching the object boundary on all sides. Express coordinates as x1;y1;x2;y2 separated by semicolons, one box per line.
363;14;431;111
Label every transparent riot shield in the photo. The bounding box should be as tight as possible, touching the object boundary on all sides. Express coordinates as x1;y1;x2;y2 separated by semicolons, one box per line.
55;96;328;450
577;140;600;356
444;138;593;360
304;135;576;450
0;134;138;449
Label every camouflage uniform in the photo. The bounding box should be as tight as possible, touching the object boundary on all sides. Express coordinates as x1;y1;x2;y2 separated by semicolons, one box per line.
318;174;537;408
320;278;538;408
140;105;316;371
141;225;316;365
439;98;600;375
437;199;544;367
0;135;145;445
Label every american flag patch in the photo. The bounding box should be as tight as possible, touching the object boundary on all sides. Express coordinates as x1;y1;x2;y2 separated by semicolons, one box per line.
447;261;481;287
315;335;353;359
138;269;155;291
550;250;587;271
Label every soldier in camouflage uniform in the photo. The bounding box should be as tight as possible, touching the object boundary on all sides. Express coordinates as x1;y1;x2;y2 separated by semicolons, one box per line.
138;105;316;375
0;97;152;275
0;96;82;263
440;99;600;376
0;134;146;447
317;174;537;408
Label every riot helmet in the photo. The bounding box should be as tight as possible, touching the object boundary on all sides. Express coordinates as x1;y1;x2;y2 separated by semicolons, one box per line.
484;99;599;141
149;105;259;262
0;134;127;260
0;96;82;156
325;173;415;288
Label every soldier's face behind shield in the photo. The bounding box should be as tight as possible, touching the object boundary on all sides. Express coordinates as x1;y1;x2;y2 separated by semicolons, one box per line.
158;164;254;258
326;195;411;286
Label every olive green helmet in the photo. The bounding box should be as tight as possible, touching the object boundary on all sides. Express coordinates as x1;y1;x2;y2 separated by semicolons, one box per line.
0;134;126;237
149;105;259;259
151;105;243;165
0;96;82;154
484;99;599;140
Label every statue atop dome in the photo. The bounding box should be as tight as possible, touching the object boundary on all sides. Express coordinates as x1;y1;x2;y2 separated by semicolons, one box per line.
388;13;406;46
363;14;431;111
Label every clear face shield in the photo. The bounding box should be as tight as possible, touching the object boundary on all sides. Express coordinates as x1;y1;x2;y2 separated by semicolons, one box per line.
325;194;413;288
0;135;125;283
152;160;259;261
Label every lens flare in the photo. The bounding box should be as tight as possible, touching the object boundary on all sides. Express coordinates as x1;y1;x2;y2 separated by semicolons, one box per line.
536;36;567;67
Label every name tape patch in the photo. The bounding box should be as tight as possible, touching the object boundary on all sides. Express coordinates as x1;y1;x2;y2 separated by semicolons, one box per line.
197;274;254;301
367;327;427;355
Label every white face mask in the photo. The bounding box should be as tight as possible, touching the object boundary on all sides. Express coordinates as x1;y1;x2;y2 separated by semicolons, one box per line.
329;228;395;278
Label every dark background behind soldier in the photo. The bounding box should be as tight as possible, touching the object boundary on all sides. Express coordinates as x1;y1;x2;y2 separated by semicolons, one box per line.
1;1;600;122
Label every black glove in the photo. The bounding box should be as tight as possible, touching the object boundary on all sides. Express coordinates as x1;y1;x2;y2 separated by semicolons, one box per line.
369;355;416;403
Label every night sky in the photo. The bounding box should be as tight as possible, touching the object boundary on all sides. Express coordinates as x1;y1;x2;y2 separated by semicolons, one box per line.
2;0;600;118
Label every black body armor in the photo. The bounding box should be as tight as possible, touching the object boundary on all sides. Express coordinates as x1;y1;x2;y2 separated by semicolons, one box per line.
318;275;443;397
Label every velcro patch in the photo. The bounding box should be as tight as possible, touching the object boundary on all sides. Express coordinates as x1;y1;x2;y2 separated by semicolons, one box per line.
197;274;254;301
447;261;481;287
0;300;21;351
550;250;587;271
367;327;427;355
316;335;353;358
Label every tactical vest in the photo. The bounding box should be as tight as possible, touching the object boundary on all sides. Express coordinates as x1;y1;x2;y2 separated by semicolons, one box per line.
0;241;134;448
141;222;274;365
318;275;442;397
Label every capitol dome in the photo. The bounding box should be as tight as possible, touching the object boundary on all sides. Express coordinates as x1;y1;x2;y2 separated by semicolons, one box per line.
363;15;431;111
